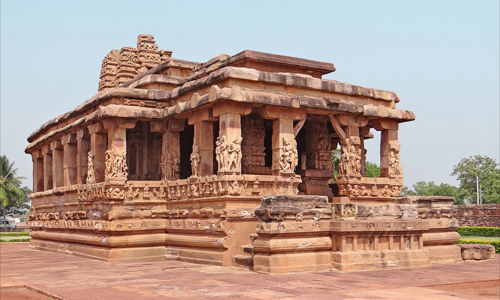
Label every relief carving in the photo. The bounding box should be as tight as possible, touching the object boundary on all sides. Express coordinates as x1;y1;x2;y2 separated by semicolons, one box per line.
227;135;242;172
216;135;242;174
388;141;403;178
105;150;128;182
190;144;200;177
339;137;361;177
280;137;298;173
161;152;180;181
87;152;96;184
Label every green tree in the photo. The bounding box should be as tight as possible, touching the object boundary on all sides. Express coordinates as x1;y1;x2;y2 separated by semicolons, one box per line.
452;155;500;204
365;162;380;178
331;149;341;182
0;156;28;230
401;181;461;203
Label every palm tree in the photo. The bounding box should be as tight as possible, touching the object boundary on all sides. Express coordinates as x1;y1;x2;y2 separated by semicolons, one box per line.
0;155;26;231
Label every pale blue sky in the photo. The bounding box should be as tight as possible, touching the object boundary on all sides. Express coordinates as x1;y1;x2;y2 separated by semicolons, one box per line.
1;0;499;190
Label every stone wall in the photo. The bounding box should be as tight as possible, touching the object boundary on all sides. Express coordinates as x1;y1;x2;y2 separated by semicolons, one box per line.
454;204;500;227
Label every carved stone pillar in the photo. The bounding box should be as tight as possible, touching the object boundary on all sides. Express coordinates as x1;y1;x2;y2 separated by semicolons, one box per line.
213;102;252;175
50;139;64;188
42;145;53;190
188;110;217;177
260;107;305;175
298;116;333;198
155;120;184;180
376;120;400;179
62;134;77;186
88;122;107;183
332;115;368;179
32;150;44;192
241;115;267;174
103;118;136;184
77;129;90;184
359;126;370;177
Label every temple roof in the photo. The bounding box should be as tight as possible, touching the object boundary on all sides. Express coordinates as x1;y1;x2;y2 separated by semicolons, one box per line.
26;35;414;152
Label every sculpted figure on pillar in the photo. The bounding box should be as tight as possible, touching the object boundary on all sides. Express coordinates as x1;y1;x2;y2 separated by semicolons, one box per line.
161;152;180;180
87;151;96;184
338;136;361;177
227;135;242;172
105;150;128;182
190;144;200;177
316;122;330;152
215;135;227;172
216;134;242;174
388;141;403;178
280;137;298;173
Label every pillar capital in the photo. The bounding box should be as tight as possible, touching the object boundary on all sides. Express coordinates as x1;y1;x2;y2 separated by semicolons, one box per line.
88;122;105;134
212;101;252;117
372;119;399;131
188;108;217;125
260;106;306;121
77;128;90;139
102;118;137;131
50;139;63;150
61;133;77;145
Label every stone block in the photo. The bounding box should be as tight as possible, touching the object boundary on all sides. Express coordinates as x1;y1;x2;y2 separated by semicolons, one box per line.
458;244;495;260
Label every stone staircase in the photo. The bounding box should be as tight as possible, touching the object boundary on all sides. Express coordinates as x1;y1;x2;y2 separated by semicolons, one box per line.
231;234;258;269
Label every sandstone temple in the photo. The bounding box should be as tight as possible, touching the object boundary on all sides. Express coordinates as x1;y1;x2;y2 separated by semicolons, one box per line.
26;34;466;273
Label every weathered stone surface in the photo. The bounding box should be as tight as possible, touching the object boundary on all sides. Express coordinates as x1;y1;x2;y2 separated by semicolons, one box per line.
458;244;495;260
355;204;418;220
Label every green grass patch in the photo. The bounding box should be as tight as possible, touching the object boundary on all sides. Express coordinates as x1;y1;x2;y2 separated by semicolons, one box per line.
456;226;500;237
458;239;500;253
0;231;29;237
0;238;31;243
460;236;500;242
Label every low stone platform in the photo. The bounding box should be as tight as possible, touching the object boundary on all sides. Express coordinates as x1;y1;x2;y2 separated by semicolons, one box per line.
1;243;499;300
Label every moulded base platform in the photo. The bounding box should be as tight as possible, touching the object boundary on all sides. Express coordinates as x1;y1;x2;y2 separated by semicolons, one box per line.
331;249;431;272
253;251;331;274
29;238;166;261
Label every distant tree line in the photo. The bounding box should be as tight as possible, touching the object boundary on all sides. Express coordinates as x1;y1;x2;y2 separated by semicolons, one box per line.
401;155;499;204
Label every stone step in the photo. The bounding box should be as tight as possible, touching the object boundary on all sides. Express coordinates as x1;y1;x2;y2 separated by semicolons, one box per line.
242;244;254;255
232;255;254;268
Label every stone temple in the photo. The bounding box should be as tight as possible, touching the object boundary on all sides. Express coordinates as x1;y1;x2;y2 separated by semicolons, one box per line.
26;34;465;273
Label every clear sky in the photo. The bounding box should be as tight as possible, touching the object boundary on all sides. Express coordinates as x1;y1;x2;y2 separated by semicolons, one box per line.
1;0;499;190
